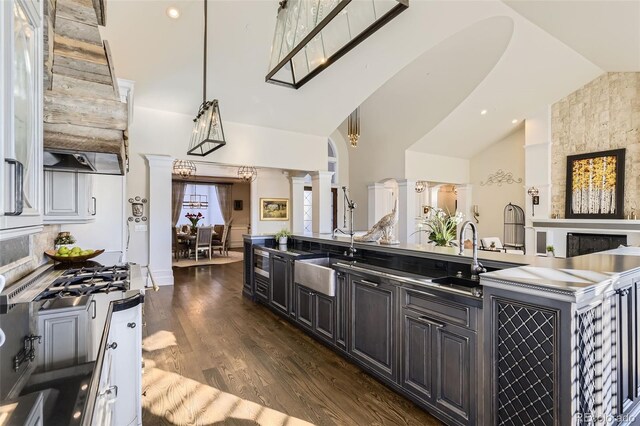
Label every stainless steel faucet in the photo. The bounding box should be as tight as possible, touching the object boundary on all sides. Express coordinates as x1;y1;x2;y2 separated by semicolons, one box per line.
333;187;357;257
458;220;486;280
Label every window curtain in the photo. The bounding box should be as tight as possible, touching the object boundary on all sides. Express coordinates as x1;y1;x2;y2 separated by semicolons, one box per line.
171;181;187;226
215;184;233;224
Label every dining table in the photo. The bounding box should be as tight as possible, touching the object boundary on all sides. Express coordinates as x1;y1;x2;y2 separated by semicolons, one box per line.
177;230;217;259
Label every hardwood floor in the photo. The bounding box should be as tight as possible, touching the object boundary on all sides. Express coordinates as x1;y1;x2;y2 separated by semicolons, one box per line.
141;261;442;426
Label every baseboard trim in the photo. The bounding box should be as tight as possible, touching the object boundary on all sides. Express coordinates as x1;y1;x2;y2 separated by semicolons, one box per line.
148;267;174;286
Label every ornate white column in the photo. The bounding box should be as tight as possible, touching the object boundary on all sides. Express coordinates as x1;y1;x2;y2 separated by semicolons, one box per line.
145;154;174;286
290;175;306;234
397;179;416;244
311;171;333;234
367;182;385;228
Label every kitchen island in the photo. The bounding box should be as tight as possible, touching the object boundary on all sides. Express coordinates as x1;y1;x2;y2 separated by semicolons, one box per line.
244;234;640;425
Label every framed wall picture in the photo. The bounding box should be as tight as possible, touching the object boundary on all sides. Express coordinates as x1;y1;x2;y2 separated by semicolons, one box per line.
233;200;243;211
260;198;289;221
565;148;625;219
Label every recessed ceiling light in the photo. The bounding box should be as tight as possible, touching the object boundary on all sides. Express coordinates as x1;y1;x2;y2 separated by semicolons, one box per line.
166;6;180;19
512;119;518;124
480;109;488;115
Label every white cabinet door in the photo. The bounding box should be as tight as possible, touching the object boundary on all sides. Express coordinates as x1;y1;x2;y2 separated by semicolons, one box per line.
36;303;89;371
0;0;43;238
108;299;142;426
91;295;142;426
43;171;94;223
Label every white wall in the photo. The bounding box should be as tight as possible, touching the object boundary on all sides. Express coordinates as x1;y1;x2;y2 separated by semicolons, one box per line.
469;126;526;240
250;169;291;234
405;151;470;184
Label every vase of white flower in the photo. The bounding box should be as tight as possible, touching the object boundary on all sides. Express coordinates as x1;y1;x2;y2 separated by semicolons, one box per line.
414;207;464;247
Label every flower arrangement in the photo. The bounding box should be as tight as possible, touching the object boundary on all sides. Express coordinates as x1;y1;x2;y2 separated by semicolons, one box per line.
415;207;464;247
185;212;204;234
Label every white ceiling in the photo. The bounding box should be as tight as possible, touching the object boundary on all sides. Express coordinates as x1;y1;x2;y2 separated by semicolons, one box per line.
101;0;638;160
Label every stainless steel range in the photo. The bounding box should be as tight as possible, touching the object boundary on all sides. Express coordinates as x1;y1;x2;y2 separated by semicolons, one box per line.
1;263;131;305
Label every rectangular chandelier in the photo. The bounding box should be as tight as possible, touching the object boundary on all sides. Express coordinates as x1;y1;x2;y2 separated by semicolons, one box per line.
266;0;408;89
187;100;226;156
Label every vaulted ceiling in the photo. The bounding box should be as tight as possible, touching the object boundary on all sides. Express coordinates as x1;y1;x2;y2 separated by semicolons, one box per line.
101;0;639;159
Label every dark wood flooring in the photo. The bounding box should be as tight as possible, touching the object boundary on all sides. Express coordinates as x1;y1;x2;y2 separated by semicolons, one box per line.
141;261;442;425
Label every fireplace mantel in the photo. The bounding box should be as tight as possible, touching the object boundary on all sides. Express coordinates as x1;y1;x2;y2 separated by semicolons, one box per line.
530;219;640;258
532;219;640;232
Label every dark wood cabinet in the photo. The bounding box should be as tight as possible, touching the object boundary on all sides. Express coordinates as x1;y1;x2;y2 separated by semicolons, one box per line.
617;282;637;413
349;275;397;382
255;275;269;303
401;286;477;426
314;293;335;342
270;254;289;315
433;322;474;424
243;241;253;298
295;284;313;330
335;272;347;351
294;284;335;343
402;311;435;403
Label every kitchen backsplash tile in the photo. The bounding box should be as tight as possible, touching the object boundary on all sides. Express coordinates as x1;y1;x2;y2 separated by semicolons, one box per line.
0;225;60;286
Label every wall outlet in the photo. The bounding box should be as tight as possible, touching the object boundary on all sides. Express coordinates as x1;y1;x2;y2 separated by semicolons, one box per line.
135;224;148;232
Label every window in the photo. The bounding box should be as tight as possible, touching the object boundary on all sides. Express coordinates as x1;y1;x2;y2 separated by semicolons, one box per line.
177;184;223;226
328;139;338;185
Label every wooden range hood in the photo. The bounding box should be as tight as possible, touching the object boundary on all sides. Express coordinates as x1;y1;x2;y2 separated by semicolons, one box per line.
42;0;128;175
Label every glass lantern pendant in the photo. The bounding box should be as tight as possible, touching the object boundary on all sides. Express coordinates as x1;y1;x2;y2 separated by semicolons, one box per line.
188;0;226;156
188;99;226;156
266;0;408;89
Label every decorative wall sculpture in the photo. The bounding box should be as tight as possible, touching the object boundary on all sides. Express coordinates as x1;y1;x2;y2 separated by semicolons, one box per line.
480;170;522;186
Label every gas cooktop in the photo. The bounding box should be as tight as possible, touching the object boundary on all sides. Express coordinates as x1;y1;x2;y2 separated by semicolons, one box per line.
1;263;131;305
34;265;130;301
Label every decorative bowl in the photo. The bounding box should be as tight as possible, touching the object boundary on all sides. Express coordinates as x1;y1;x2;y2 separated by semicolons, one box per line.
44;249;105;263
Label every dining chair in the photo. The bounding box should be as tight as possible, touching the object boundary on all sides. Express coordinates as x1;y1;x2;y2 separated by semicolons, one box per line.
194;226;214;261
211;224;225;255
218;219;233;256
172;227;189;261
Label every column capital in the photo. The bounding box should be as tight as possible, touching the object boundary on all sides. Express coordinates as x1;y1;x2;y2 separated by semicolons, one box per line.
290;176;307;184
397;179;416;189
145;154;174;168
367;182;385;190
310;171;334;179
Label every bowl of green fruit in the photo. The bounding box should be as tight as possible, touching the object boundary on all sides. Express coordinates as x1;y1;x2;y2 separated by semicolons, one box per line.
44;246;105;263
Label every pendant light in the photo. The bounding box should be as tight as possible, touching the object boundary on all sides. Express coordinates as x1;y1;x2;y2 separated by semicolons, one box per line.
238;166;257;182
415;181;427;193
187;0;226;156
173;159;196;178
347;107;360;148
266;0;408;89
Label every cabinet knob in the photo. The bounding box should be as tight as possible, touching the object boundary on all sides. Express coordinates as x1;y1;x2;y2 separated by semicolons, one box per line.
107;342;118;350
127;322;137;328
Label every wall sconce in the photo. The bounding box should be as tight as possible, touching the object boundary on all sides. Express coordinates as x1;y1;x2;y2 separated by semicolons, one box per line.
527;187;540;216
472;204;480;223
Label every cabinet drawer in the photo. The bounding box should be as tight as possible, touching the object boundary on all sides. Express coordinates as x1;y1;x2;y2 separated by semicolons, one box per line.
402;288;477;331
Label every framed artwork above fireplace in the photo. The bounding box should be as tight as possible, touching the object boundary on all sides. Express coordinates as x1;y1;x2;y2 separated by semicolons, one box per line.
565;148;625;219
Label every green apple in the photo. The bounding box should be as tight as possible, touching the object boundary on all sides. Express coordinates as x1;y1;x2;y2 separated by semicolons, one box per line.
59;253;69;257
57;246;69;255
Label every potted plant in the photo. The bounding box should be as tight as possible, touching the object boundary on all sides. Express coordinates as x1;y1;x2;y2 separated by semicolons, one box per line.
275;228;292;245
54;231;76;250
413;207;464;247
546;245;555;257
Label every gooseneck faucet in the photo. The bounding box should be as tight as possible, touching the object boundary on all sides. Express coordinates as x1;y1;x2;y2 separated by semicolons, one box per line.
458;220;486;280
333;186;357;257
